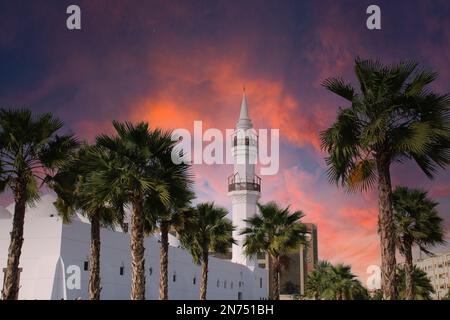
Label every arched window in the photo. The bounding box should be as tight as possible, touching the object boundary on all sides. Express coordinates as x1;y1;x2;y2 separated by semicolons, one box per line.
193;277;196;285
149;267;153;276
260;277;263;288
173;272;177;282
233;136;237;146
217;279;220;287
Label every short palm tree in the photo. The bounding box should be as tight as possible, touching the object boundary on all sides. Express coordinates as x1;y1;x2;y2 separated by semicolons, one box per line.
306;260;368;300
321;58;450;299
51;144;124;300
305;260;333;299
88;121;172;300
0;109;78;300
330;263;357;300
144;154;194;300
241;201;308;300
180;202;235;300
392;186;445;300
396;265;435;300
347;279;370;300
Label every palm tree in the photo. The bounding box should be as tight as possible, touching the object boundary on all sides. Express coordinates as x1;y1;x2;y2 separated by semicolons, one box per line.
305;260;333;299
88;121;172;300
51;145;124;300
347;279;370;300
396;266;434;300
305;260;368;300
144;155;194;300
320;58;450;299
0;109;78;300
180;202;235;300
392;186;445;300
240;202;308;300
330;263;358;300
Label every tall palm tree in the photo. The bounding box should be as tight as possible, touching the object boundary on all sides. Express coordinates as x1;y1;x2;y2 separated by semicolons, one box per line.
180;202;235;300
0;109;78;300
88;121;172;300
396;266;435;300
51;145;124;300
144;154;194;300
320;58;450;299
240;201;308;300
392;186;445;300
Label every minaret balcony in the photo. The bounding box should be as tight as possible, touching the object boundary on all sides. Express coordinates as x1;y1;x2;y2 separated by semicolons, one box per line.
228;174;261;192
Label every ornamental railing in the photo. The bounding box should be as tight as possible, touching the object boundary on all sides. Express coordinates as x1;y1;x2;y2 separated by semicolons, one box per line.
228;173;261;192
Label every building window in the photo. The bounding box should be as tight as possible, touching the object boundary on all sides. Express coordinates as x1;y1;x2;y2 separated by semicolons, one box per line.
120;266;124;276
231;282;233;289
217;279;220;288
224;280;227;289
149;267;153;276
193;277;196;285
233;136;237;147
173;273;177;282
83;261;89;271
260;277;263;288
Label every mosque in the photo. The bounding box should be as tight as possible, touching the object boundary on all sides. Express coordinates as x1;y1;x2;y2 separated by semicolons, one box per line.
0;93;268;300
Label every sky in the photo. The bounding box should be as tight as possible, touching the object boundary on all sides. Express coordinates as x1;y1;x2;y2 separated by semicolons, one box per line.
0;0;449;282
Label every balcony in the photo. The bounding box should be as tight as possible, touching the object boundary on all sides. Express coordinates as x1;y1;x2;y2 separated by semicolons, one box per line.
228;173;261;192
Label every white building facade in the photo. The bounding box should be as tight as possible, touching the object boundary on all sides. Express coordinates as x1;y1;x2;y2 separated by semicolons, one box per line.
415;252;450;299
0;94;268;300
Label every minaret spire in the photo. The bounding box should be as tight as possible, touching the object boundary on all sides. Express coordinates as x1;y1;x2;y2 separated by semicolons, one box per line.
236;87;253;129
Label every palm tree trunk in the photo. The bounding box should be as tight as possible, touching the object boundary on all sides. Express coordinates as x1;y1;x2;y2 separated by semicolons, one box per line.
336;291;341;300
1;195;26;300
130;199;146;300
267;253;274;299
159;221;169;300
376;157;397;300
200;251;209;300
403;239;414;300
271;255;280;300
88;213;101;300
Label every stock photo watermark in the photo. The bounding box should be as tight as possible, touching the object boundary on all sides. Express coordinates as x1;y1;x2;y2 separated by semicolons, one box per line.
65;4;381;31
366;265;382;290
171;121;280;176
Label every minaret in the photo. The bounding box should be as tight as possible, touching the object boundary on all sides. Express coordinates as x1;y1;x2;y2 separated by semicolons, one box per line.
228;89;261;268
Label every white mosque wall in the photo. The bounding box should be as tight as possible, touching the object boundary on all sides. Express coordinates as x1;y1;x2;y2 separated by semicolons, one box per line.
0;195;268;300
